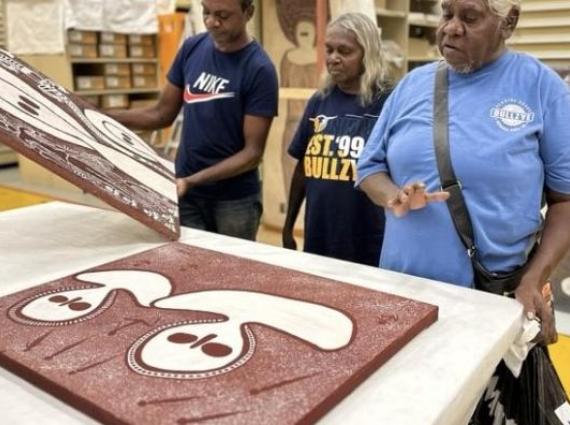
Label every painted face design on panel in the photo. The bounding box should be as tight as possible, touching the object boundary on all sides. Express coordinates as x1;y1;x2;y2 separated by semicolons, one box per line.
128;319;256;379
8;271;173;326
9;286;118;326
296;20;316;49
9;268;354;380
128;290;354;379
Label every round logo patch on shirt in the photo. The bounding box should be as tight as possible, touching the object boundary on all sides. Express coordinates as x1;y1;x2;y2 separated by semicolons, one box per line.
310;115;337;133
489;99;535;132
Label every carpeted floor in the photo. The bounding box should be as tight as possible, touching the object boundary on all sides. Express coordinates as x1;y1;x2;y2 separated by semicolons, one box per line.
0;184;568;398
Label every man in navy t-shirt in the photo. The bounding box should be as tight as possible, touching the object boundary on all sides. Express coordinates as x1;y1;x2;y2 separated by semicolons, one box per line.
107;0;278;240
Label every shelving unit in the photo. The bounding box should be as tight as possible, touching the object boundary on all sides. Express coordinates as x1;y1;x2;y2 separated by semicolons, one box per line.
375;0;441;80
175;0;191;11
67;30;160;111
73;87;160;97
71;58;158;64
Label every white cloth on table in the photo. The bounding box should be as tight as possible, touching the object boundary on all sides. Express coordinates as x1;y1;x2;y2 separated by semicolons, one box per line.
64;0;158;34
502;317;540;377
6;0;65;54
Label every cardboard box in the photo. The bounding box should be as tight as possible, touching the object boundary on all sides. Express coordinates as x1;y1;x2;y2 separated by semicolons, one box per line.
101;94;129;109
128;34;155;46
129;45;156;59
104;75;131;89
99;32;127;45
67;30;97;44
68;43;98;58
104;63;131;76
129;99;156;109
408;37;434;59
131;63;157;75
75;76;105;91
80;95;100;107
99;44;128;59
132;75;156;89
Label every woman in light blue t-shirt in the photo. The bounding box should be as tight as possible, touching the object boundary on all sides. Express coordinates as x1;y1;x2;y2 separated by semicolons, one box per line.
357;0;570;347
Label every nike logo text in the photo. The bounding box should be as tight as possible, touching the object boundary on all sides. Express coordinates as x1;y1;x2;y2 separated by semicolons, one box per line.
183;86;235;104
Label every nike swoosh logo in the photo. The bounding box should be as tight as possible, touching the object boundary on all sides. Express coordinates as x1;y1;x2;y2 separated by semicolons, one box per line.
183;86;235;104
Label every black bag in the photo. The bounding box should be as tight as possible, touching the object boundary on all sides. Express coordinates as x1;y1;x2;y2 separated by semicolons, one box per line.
433;62;569;425
433;61;535;295
472;259;529;295
469;345;570;425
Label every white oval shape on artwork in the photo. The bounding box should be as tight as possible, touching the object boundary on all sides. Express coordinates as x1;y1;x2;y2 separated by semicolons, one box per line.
128;319;256;379
9;286;117;326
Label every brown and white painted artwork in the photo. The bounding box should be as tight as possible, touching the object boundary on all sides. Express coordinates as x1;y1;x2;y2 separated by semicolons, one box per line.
0;49;179;240
0;243;437;425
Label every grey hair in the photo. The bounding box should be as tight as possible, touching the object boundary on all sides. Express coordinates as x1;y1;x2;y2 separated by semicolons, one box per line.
487;0;521;18
441;0;521;18
320;13;387;106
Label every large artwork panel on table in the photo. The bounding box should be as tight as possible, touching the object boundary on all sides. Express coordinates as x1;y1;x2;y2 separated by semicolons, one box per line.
0;49;179;240
0;242;437;425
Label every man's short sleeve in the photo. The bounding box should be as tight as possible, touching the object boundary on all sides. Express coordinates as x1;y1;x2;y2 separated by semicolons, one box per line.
167;35;204;88
244;59;278;118
166;41;187;88
541;81;570;195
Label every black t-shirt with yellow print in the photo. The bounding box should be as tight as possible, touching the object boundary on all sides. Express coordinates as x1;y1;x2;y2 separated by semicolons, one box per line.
288;86;390;266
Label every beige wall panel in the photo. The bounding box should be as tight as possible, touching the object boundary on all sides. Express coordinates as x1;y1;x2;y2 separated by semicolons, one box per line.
261;0;318;231
262;97;290;231
512;3;570;69
512;27;570;39
18;54;73;90
18;156;82;194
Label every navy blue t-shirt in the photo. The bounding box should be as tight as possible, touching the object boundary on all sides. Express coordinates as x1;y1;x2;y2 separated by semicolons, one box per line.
288;87;389;266
168;33;278;200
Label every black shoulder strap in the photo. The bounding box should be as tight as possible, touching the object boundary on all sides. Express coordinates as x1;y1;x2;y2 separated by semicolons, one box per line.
433;61;477;258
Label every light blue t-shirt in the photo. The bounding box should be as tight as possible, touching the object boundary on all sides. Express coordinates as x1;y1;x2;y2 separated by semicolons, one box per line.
356;51;570;287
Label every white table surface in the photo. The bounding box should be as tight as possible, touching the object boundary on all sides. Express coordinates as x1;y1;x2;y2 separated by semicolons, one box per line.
0;202;524;425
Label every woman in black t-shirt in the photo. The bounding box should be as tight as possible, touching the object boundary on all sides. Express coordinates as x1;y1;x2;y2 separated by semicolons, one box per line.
282;13;391;266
